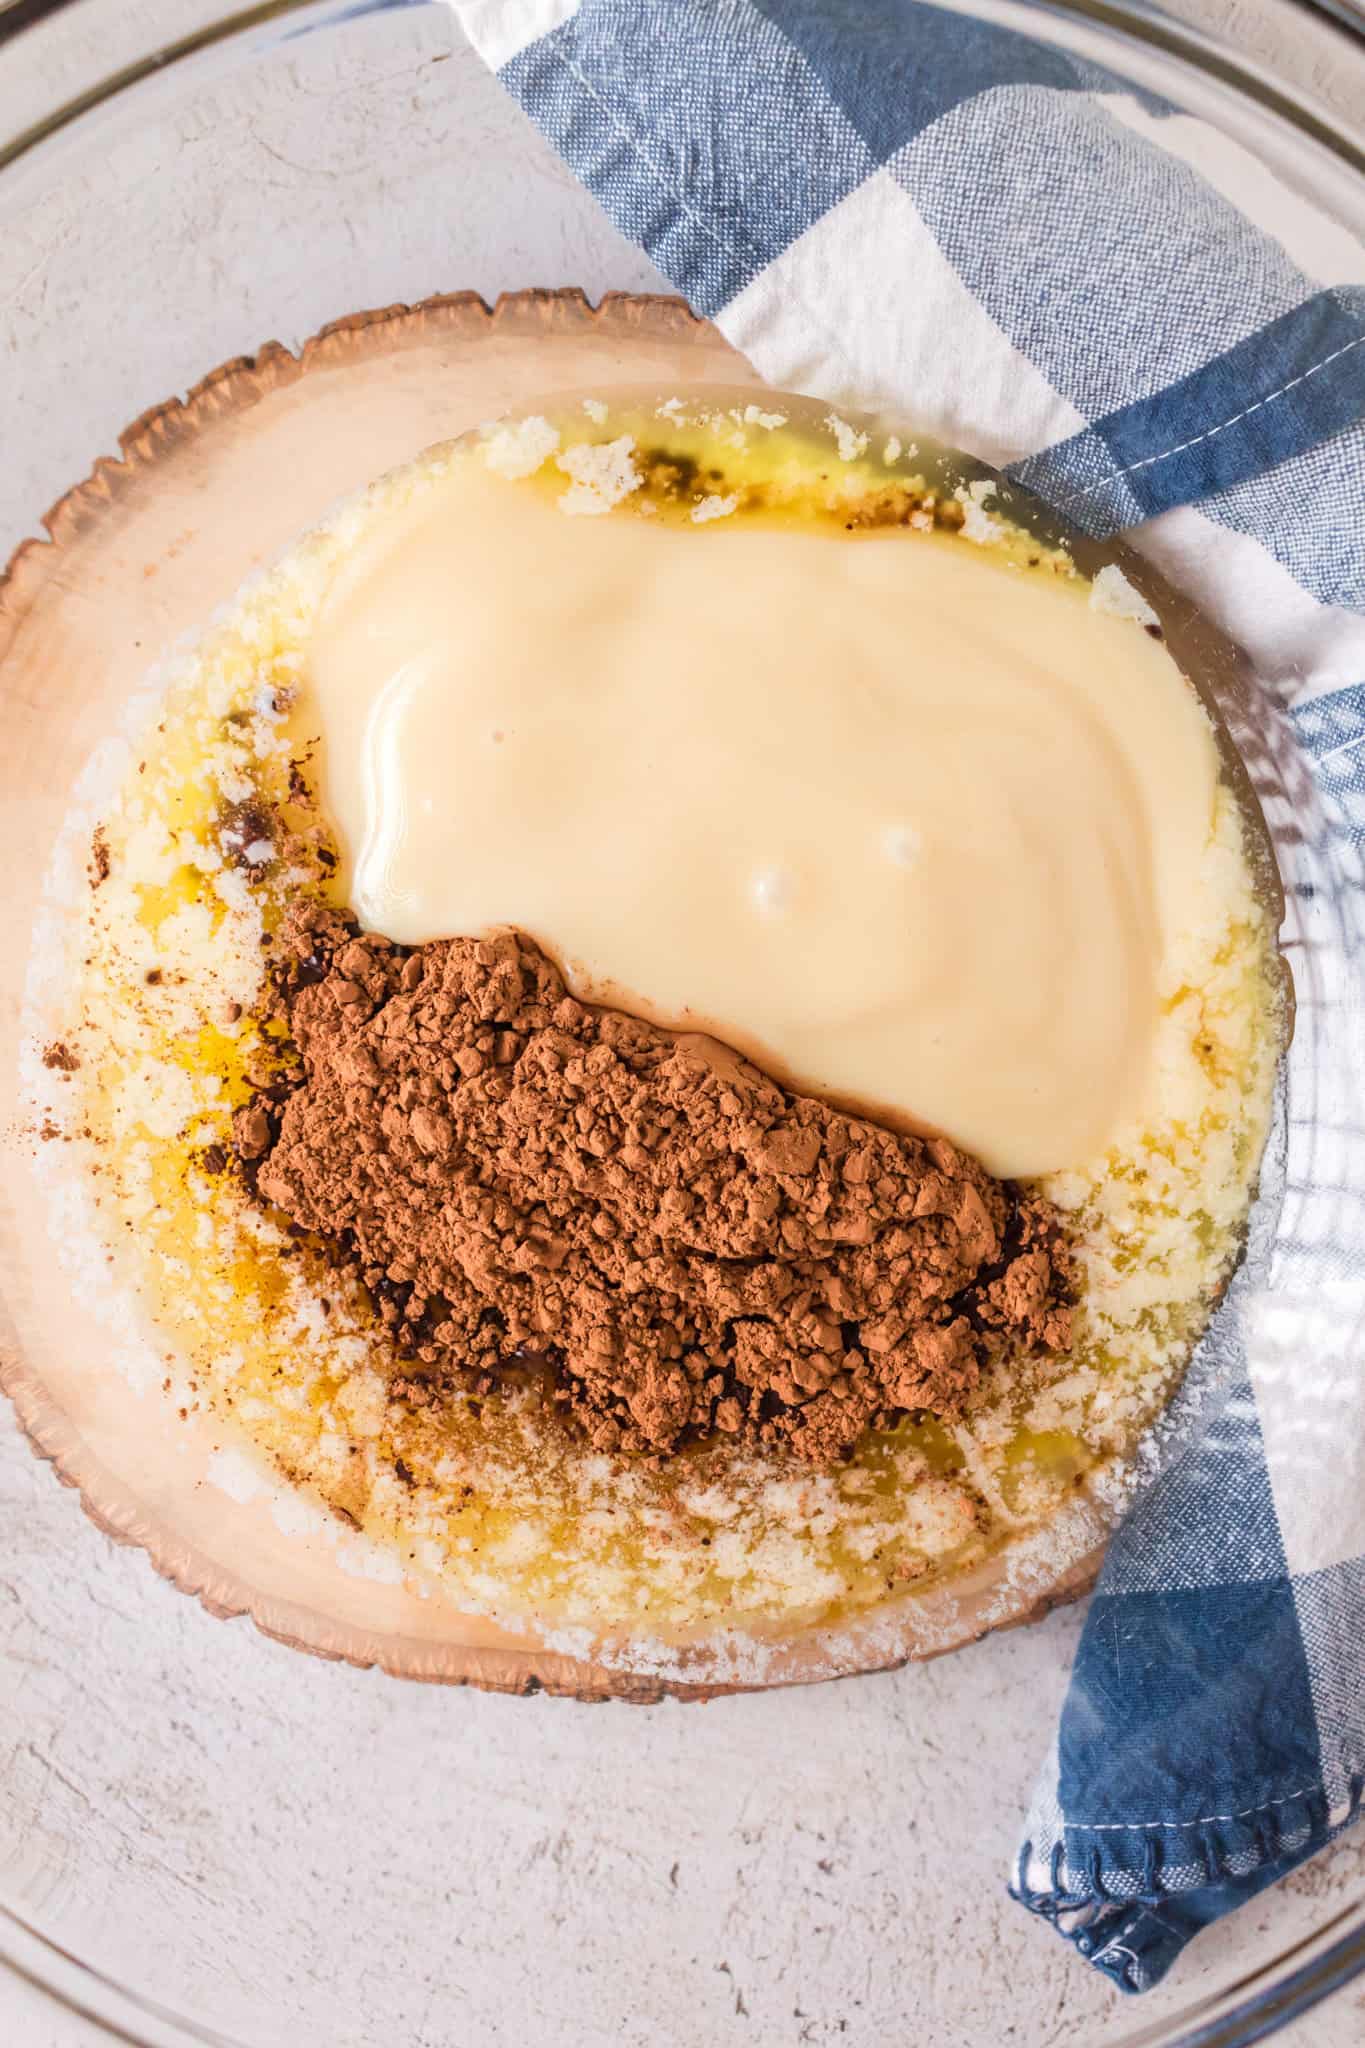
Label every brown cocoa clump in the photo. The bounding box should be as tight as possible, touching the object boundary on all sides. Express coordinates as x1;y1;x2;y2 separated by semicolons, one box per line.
236;908;1072;1465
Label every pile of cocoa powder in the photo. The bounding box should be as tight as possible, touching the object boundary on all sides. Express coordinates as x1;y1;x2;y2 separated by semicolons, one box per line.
234;908;1072;1465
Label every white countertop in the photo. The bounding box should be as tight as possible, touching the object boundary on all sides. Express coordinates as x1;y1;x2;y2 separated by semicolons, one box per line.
3;5;1363;2043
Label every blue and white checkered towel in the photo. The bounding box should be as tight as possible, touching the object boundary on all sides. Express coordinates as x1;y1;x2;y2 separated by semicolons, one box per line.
449;0;1365;1992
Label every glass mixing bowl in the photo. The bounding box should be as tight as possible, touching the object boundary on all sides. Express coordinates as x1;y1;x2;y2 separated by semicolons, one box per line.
1;3;1363;2045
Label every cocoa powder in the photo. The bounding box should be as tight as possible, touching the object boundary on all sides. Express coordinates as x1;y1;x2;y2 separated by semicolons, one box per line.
236;908;1072;1464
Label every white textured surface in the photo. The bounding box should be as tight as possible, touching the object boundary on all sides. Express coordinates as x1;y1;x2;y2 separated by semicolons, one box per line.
2;4;1364;2043
6;1420;1365;2048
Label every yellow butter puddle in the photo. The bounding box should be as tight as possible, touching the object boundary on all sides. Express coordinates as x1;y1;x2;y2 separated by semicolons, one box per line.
52;403;1280;1636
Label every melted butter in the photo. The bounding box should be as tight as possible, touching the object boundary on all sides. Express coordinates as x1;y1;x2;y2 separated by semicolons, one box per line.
308;443;1217;1177
53;399;1282;1640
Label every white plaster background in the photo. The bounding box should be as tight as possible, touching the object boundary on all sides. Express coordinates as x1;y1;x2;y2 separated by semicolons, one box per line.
2;4;1363;2043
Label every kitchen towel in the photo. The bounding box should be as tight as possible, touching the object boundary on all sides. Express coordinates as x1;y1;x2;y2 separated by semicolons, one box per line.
449;0;1365;1992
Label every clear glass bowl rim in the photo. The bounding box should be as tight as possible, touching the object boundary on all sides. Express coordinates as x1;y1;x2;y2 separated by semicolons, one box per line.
1;1;1363;2044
